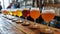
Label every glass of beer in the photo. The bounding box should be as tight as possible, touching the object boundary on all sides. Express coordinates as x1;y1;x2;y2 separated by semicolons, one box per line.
2;10;8;17
30;8;40;27
11;9;17;22
2;10;7;15
11;9;17;18
22;8;30;25
16;9;23;23
7;10;12;19
41;9;55;33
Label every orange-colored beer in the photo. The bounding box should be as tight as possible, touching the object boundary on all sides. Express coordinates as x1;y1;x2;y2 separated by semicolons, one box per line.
42;13;55;23
12;11;16;16
2;10;7;15
30;10;40;20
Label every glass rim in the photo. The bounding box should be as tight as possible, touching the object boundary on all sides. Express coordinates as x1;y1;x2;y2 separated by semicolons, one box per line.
42;9;55;13
30;8;40;11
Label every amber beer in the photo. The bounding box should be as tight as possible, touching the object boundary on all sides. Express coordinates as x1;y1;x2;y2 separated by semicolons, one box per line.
2;10;7;15
30;10;40;20
7;11;12;15
42;12;55;23
12;11;16;16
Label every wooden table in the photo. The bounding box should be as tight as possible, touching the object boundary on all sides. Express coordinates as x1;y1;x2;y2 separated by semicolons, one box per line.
1;14;60;34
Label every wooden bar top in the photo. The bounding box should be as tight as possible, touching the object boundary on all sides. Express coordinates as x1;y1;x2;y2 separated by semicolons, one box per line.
1;14;60;34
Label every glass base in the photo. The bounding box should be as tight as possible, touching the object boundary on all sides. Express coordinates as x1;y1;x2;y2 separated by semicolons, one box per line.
16;19;23;23
45;28;50;33
22;20;30;26
43;28;54;34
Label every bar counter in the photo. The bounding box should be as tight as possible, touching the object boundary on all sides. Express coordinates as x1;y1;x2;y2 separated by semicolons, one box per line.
0;14;60;34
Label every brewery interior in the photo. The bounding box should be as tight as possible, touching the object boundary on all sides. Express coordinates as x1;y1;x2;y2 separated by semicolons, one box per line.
0;0;60;34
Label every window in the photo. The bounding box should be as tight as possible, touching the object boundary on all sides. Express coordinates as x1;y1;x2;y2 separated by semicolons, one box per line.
0;0;10;9
0;0;3;9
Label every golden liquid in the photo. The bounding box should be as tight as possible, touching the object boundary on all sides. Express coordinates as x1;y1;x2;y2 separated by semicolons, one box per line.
7;11;12;15
12;11;16;16
30;10;40;20
42;13;55;23
16;10;22;17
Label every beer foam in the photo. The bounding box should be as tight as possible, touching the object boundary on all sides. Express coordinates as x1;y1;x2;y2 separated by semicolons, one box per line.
31;8;39;10
17;8;23;11
7;9;16;12
23;8;29;10
9;8;23;12
42;9;55;13
2;9;7;11
7;9;11;11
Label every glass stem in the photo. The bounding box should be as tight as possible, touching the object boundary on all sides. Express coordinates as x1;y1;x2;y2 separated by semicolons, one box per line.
47;22;51;32
47;23;49;28
8;15;10;18
25;17;27;22
14;15;15;17
34;19;36;25
5;15;7;17
18;17;20;21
